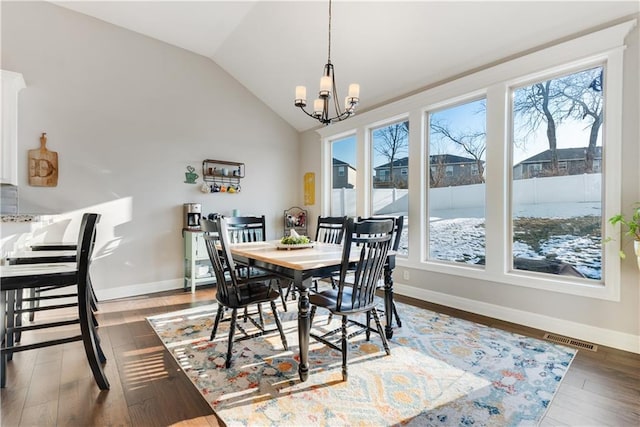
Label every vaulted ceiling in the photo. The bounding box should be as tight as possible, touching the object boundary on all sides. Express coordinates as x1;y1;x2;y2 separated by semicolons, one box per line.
51;1;639;133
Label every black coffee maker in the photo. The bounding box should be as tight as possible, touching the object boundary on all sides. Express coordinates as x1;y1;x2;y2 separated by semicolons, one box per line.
183;203;202;230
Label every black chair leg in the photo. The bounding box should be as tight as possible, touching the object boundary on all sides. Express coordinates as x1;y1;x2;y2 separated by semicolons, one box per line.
0;351;6;388
392;301;402;327
270;301;288;351
257;304;264;328
1;290;7;388
371;308;391;355
211;303;224;341
341;316;348;381
274;280;288;312
14;290;23;343
309;306;317;324
225;309;238;368
78;291;110;390
366;311;371;341
6;291;15;361
285;284;297;301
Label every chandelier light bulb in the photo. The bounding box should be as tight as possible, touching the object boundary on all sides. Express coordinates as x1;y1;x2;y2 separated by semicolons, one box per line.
319;76;332;97
348;84;360;99
295;86;307;107
313;99;324;116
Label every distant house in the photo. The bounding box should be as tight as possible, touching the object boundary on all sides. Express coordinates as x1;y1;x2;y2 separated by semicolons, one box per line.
513;147;602;180
429;154;483;187
333;158;356;189
373;157;409;188
374;155;483;188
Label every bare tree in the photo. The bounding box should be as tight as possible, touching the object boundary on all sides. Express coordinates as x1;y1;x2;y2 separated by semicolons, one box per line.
557;68;603;173
373;121;409;187
513;67;603;175
513;81;566;175
429;121;486;183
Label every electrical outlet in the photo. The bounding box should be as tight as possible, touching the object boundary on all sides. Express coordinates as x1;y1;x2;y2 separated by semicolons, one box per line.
403;270;410;281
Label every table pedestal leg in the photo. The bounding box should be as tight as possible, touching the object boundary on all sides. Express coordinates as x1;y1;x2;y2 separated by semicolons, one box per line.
297;286;310;382
384;266;394;339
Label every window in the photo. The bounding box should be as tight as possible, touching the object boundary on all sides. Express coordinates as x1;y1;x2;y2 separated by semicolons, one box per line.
371;120;409;255
330;135;357;217
558;161;567;172
318;20;629;300
428;98;486;265
511;66;604;281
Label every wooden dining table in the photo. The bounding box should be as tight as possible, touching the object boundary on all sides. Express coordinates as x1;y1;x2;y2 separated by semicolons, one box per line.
228;240;397;382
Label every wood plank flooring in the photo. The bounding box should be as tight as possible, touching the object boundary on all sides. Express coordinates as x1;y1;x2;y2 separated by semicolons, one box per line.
1;288;639;426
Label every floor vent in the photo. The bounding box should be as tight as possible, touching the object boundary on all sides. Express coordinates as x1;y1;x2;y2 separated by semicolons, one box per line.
543;333;598;351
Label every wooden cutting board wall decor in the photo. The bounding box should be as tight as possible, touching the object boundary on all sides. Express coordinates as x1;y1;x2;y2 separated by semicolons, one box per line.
28;132;58;187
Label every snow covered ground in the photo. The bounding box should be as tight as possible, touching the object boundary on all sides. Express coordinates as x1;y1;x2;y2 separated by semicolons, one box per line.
394;202;602;280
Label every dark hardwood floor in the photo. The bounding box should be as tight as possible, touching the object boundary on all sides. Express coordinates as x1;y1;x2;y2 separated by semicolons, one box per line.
2;288;639;426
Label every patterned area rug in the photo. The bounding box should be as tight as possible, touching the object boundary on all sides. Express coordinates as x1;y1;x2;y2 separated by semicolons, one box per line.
147;299;576;426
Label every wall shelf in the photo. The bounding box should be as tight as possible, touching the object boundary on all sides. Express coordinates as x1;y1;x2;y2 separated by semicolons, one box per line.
202;159;244;193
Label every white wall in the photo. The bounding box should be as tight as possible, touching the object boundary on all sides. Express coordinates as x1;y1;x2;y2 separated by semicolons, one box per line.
1;1;300;299
300;21;640;352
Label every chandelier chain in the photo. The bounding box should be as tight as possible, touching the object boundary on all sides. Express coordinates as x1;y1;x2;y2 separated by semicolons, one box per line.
327;0;332;63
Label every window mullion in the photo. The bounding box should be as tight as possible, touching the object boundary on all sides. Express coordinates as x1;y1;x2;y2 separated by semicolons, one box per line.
484;84;509;277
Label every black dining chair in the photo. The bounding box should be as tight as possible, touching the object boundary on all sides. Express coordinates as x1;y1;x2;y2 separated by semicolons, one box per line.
224;215;289;310
284;216;348;301
358;215;404;328
1;213;109;389
9;216;100;330
201;217;289;368
308;218;393;381
225;215;267;243
315;216;348;245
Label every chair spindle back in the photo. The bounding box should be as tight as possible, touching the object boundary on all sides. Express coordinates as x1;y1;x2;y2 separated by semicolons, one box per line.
315;216;348;244
201;217;242;305
336;218;393;312
225;215;267;243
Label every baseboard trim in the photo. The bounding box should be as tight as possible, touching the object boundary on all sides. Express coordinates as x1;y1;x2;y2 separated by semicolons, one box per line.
394;283;640;354
96;279;184;301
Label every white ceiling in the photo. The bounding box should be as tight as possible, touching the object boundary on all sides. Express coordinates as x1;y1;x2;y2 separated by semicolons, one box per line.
51;1;638;133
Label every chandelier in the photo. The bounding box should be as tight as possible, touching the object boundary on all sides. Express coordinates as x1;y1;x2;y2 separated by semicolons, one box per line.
294;0;359;126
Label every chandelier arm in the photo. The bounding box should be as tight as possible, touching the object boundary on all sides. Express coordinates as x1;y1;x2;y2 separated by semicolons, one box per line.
296;104;320;120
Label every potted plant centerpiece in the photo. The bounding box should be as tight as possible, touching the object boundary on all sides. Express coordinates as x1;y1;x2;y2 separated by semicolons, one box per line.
609;202;640;269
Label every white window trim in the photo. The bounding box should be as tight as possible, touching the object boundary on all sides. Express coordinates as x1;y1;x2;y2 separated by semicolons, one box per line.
318;19;635;301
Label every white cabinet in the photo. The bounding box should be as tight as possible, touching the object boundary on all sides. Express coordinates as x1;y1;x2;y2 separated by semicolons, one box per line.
183;230;215;293
1;70;26;185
